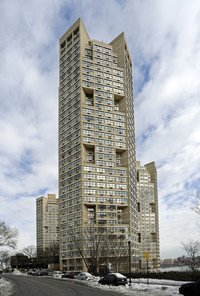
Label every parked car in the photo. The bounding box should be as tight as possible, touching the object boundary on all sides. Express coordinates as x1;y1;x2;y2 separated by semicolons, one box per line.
179;281;200;296
53;271;64;278
62;271;78;279
75;272;93;280
40;269;53;276
47;270;54;276
33;270;42;276
3;268;12;273
99;273;127;286
27;269;35;276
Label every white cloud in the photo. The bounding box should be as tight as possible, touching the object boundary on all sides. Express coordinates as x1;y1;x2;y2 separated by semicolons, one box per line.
0;0;59;250
0;0;200;259
131;0;200;258
159;195;198;258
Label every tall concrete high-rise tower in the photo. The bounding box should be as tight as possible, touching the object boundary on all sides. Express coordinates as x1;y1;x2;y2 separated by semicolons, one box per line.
36;194;59;255
136;161;160;271
58;18;138;272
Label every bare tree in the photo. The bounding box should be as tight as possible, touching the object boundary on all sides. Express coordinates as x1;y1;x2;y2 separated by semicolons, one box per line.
75;226;105;273
45;242;59;263
21;245;36;258
0;250;11;268
75;226;130;274
0;220;18;249
37;241;59;267
106;234;129;273
191;191;200;215
181;240;200;272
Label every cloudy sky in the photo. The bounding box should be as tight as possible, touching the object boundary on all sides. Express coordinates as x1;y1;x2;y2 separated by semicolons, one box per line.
0;0;200;259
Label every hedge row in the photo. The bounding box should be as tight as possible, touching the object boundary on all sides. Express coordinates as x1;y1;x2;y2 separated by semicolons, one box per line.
125;271;200;282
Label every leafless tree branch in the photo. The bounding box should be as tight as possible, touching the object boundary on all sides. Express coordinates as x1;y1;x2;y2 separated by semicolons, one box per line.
20;245;36;258
191;191;200;215
0;220;18;249
181;240;200;272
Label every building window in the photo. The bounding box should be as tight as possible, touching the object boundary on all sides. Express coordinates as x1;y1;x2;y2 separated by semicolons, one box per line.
107;183;115;188
97;175;106;180
84;166;95;172
84;189;96;194
97;182;106;188
84;196;96;202
98;197;106;202
97;167;106;173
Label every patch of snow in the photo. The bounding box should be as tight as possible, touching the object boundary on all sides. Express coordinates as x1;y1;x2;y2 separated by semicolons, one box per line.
11;269;28;276
0;277;14;296
131;278;183;286
85;276;185;295
160;266;189;272
111;273;127;278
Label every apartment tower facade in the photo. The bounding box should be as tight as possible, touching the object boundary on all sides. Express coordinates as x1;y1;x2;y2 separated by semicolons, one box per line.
136;161;160;271
36;194;59;255
59;18;138;272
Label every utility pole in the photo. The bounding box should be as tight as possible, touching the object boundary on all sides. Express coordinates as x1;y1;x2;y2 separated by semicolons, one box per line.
145;252;149;284
128;237;131;285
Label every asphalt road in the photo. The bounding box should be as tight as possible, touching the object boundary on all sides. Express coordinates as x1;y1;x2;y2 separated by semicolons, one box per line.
3;274;120;296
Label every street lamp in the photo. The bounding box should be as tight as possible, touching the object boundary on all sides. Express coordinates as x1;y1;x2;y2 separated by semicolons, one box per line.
128;236;131;285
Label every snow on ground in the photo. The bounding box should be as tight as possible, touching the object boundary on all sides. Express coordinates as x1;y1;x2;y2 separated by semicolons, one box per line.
86;277;182;296
160;266;189;272
0;276;14;296
0;269;26;296
11;269;28;276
